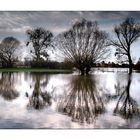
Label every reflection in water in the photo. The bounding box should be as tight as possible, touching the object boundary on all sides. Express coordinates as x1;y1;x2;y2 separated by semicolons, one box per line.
114;74;140;119
58;75;105;124
0;70;140;128
0;73;19;101
26;74;52;110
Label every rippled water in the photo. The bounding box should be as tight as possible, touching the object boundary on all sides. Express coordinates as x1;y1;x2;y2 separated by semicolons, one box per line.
0;68;140;128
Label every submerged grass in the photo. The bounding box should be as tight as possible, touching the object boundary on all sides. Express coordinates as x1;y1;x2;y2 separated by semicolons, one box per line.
0;68;73;73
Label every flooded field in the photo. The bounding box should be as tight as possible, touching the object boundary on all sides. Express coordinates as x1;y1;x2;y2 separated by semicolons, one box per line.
0;68;140;128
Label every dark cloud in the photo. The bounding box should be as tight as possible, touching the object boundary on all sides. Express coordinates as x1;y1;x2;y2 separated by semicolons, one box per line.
0;11;140;61
0;11;140;36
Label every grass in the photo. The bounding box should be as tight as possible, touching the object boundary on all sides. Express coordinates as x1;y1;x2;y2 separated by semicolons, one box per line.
0;68;73;74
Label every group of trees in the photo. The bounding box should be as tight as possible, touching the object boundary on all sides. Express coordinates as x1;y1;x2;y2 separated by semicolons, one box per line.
0;17;140;74
56;17;140;74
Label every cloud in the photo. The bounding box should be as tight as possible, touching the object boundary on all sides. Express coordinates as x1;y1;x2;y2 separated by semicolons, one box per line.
0;11;139;37
11;26;32;33
0;11;140;61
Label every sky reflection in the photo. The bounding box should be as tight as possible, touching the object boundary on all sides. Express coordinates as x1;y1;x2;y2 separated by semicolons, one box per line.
0;70;140;128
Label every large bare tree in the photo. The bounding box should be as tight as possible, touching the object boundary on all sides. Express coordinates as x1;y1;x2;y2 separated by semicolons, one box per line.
26;27;53;63
56;19;110;75
0;37;20;68
111;17;140;74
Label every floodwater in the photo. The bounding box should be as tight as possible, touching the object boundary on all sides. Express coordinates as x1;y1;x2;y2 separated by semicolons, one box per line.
0;68;140;128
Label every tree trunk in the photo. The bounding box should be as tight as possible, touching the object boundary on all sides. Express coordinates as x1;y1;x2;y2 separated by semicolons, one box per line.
129;64;132;74
128;54;133;74
8;59;13;68
85;66;91;75
36;55;40;62
80;69;85;75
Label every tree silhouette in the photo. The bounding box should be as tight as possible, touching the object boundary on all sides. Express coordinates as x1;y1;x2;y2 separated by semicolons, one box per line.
0;37;20;67
0;73;19;101
111;17;140;74
57;75;105;124
26;27;53;64
56;19;110;75
26;74;52;110
113;74;140;119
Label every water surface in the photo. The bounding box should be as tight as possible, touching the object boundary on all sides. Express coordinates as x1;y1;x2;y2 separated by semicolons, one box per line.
0;69;140;128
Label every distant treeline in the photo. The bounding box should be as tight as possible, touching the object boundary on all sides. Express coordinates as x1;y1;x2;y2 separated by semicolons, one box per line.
94;61;140;70
2;59;140;70
15;60;74;69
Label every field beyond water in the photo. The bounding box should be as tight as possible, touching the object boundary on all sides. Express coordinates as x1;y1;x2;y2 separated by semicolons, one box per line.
0;68;73;73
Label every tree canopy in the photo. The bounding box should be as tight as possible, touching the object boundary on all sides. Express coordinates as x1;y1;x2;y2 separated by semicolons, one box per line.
111;17;140;74
26;27;53;64
55;19;110;75
0;36;20;67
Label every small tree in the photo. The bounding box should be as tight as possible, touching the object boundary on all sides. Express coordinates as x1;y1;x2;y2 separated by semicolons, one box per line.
56;19;110;75
111;17;140;74
26;27;53;66
0;37;20;67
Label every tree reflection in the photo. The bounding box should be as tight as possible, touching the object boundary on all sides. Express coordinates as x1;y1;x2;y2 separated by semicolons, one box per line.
0;72;19;101
58;75;105;124
27;74;52;110
114;74;140;119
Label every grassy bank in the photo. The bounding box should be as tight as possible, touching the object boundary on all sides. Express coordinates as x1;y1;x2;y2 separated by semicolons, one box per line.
0;68;73;74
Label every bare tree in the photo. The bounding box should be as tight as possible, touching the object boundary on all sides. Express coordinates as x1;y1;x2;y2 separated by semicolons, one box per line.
111;17;140;74
0;37;20;67
55;19;110;75
26;27;53;63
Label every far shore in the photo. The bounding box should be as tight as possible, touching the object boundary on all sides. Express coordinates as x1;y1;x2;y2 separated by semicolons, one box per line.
0;68;73;74
0;67;139;74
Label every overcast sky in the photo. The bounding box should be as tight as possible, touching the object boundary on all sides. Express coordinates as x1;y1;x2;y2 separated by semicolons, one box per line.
0;11;140;62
